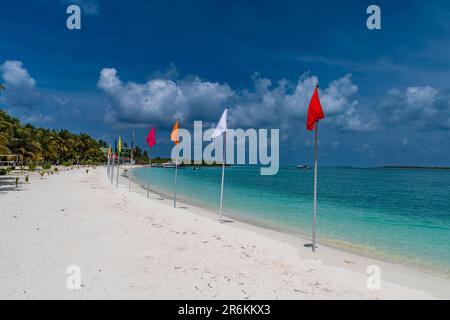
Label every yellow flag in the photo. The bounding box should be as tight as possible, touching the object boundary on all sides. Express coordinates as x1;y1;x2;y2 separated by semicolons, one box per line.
118;136;122;153
108;144;112;157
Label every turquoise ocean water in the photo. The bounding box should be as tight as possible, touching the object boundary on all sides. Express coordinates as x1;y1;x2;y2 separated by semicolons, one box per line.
131;166;450;276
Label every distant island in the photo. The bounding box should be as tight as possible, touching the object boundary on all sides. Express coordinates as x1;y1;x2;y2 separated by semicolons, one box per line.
382;166;450;170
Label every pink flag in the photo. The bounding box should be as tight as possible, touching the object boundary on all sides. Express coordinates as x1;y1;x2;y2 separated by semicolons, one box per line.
146;127;156;148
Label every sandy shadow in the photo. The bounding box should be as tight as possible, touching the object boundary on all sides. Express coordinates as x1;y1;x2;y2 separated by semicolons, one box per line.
219;218;234;224
0;176;25;193
303;243;318;251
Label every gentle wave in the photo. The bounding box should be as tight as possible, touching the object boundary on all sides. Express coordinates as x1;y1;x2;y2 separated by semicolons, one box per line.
131;166;450;277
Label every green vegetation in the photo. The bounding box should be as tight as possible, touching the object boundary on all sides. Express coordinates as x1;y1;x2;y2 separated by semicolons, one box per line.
0;93;221;168
0;109;105;166
42;163;51;170
129;145;150;165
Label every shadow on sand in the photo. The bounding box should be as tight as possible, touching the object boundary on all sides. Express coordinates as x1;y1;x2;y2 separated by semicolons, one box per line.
0;176;27;193
303;243;318;252
219;218;234;224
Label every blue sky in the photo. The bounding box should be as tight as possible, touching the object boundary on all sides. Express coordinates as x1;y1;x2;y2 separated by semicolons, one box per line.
1;0;450;166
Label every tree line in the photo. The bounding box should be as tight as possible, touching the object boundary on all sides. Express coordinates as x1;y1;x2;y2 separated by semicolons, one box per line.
0;109;105;166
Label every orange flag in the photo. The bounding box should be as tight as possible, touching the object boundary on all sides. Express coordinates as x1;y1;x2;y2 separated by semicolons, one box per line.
170;119;179;145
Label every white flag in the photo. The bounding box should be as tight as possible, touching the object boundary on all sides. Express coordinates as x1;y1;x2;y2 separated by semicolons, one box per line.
211;108;228;140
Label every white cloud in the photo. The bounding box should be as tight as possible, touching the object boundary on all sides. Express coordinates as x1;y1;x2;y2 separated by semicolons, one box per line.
98;68;374;133
0;60;41;109
98;67;450;135
98;68;234;127
230;73;374;132
230;73;318;128
1;61;35;87
53;96;69;106
333;102;379;133
321;74;358;114
21;113;53;124
377;86;450;130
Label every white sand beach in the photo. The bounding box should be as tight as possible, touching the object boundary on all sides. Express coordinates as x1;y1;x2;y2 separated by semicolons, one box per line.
1;166;449;299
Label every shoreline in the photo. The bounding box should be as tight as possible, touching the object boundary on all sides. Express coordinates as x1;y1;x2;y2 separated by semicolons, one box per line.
125;165;450;298
2;165;450;299
128;166;450;281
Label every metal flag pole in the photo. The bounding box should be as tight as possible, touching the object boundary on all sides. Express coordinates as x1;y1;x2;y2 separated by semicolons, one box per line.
219;132;226;221
312;121;319;252
110;155;114;184
107;154;110;179
116;153;120;188
112;139;117;184
127;130;134;192
146;149;152;198
109;155;112;179
128;130;134;192
173;157;178;208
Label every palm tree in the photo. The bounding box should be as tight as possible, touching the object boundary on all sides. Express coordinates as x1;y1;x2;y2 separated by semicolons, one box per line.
36;129;59;163
0;85;10;155
0;109;14;155
0;109;112;166
9;125;42;165
0;134;10;154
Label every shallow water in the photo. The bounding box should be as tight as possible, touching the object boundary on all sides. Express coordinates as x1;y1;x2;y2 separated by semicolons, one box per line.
131;166;450;276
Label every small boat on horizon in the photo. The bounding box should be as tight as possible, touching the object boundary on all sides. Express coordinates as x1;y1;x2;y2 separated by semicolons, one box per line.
160;162;186;169
296;164;311;170
161;162;176;168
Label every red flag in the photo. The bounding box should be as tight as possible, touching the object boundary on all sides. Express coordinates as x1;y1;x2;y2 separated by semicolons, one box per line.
306;86;325;131
146;127;156;148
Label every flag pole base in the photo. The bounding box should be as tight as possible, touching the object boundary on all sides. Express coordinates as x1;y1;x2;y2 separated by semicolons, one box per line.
304;243;318;252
